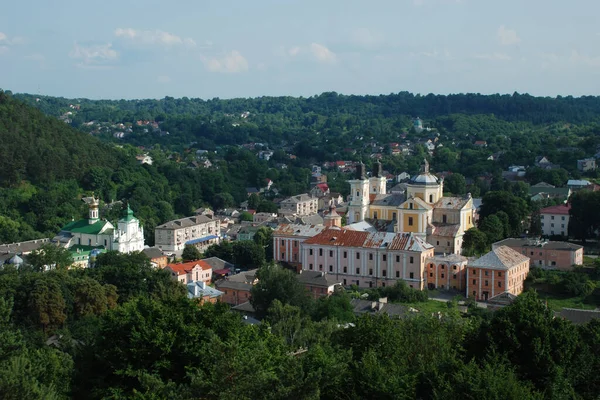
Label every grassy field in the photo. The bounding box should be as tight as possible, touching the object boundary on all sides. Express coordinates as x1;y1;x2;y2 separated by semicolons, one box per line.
534;292;597;311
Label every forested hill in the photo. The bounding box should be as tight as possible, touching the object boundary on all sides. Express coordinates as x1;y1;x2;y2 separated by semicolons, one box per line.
11;90;600;125
0;90;129;186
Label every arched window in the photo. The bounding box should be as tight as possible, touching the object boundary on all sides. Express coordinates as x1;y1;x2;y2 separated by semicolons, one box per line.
429;194;433;203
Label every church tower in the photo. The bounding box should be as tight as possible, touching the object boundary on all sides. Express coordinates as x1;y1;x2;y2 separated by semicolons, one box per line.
406;159;443;205
115;204;145;253
369;161;387;195
347;163;369;224
88;196;99;224
324;201;343;228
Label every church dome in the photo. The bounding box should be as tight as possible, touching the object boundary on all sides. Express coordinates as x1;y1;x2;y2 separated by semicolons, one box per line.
409;159;440;186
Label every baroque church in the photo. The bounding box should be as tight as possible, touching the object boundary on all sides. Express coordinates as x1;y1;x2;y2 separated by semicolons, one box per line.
53;197;145;254
347;160;474;254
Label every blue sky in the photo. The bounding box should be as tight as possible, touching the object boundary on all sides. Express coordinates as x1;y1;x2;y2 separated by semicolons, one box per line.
1;0;599;99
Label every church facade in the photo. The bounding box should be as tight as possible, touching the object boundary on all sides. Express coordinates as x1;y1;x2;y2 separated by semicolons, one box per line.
54;197;145;257
347;160;474;254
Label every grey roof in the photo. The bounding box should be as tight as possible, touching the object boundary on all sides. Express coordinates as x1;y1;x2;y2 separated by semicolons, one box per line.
281;193;315;204
410;173;440;186
472;198;483;211
350;299;411;317
370;193;406;207
273;224;326;238
567;179;591;187
142;247;165;259
468;246;530;270
390;183;409;193
345;221;379;233
231;301;256;313
433;196;471;210
214;269;258;291
201;256;234;270
531;182;555;188
296;271;342;288
155;215;214;230
529;186;570;197
297;214;324;225
557;308;600;324
487;292;517;305
186;281;223;300
0;238;50;254
7;255;23;265
493;238;583;252
427;253;468;264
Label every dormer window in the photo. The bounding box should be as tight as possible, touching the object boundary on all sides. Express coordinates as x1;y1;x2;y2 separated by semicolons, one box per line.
409;203;413;209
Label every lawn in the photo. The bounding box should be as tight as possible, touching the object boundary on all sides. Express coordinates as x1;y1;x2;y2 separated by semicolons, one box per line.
402;300;453;315
534;292;597;311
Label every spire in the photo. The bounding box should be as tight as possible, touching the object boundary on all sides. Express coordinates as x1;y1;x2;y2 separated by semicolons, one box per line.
372;161;382;178
422;158;430;174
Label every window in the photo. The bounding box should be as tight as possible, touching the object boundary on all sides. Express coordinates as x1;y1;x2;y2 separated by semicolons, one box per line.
551;215;555;220
436;241;440;245
408;217;414;226
356;253;360;260
356;268;360;274
383;255;387;262
88;239;91;246
468;216;471;224
498;281;502;287
329;250;333;257
410;256;414;263
373;211;378;219
343;266;347;273
530;252;534;256
319;264;323;270
429;194;433;202
343;251;347;258
281;239;284;246
409;202;413;209
447;241;450;246
561;216;565;220
442;215;447;223
441;265;445;270
104;239;107;247
281;252;285;259
369;282;373;288
343;279;347;285
441;274;445;278
430;273;433;277
410;272;414;279
294;240;298;247
551;223;554;227
539;252;542;256
453;274;457;279
382;282;386;287
551;261;556;266
392;212;397;220
396;255;400;262
485;280;488;286
369;253;373;261
319;248;323;256
472;279;476;285
484;271;488;276
473;291;476;297
309;249;313;255
453;265;457;270
396;271;400;278
382;270;387;277
498;272;502;277
309;264;313;270
369;268;373;275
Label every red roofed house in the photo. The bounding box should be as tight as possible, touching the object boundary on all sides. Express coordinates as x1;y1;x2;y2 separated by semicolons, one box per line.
301;227;434;289
310;183;330;197
165;260;213;284
539;204;570;237
474;140;487;147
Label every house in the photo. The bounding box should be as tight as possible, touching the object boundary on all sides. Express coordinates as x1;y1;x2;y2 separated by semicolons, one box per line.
567;179;593;191
465;246;530;301
535;156;560;170
0;238;51;255
258;150;274;161
310;172;327;186
142;247;168;268
154;215;220;253
301;227;435;289
165;260;213;284
237;226;262;241
136;154;153;165
246;187;260;196
493;238;583;271
215;269;258;305
186;281;223;304
396;172;411;182
577;158;597;172
529;182;571;202
317;192;343;211
539;204;570;237
273;224;327;270
278;194;318;216
474;140;487;147
486;292;518;311
264;179;273;191
253;213;276;224
425;253;469;291
296;270;342;299
310;183;330;197
202;256;235;278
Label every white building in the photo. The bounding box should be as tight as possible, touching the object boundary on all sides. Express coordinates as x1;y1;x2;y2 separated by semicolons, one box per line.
539;204;570;237
155;215;221;253
278;194;318;216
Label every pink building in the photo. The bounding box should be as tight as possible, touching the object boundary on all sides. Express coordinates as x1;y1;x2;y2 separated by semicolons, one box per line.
493;238;583;271
301;227;434;289
165;260;213;284
273;224;326;271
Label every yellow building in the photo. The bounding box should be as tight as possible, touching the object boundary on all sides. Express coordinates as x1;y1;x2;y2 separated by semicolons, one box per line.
347;160;474;254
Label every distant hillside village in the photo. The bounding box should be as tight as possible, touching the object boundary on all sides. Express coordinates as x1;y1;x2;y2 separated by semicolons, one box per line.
0;158;588;311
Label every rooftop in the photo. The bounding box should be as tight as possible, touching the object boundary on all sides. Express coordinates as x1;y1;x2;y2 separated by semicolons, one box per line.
540;204;571;215
493;238;583;252
0;238;50;255
167;260;212;275
281;193;315;203
433;196;471;210
370;193;406;207
272;224;326;238
61;219;112;235
556;308;600;324
296;270;342;288
155;215;215;230
303;228;433;252
142;247;165;259
468;246;530;270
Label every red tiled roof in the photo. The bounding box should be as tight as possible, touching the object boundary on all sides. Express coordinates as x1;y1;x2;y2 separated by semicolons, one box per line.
303;228;433;251
304;228;369;247
167;260;212;275
540;204;571;215
316;183;329;191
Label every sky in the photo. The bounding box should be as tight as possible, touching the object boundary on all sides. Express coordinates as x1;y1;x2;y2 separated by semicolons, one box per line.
1;0;599;100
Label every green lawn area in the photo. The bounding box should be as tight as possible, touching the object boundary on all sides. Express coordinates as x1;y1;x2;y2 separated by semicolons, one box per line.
535;292;597;311
402;300;452;314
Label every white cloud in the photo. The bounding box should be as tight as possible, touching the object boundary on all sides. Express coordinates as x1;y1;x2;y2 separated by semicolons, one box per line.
157;75;171;83
202;50;248;73
497;25;520;46
0;32;7;42
570;50;600;67
309;43;336;64
352;28;385;49
115;28;196;48
0;46;8;55
69;42;118;68
288;46;301;57
474;53;511;61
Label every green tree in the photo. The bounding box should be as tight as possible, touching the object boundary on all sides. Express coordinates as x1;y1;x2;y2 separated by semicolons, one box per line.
444;173;466;195
27;244;73;272
28;277;67;333
462;228;488;256
181;244;202;261
250;263;311;319
479;214;505;244
247;193;260;210
232;240;265;268
253;226;273;262
479;191;528;236
239;211;254;222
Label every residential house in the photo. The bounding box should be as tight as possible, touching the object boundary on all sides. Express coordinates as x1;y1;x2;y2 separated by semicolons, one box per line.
142;247;168;268
539;204;570;237
154;215;220;253
246;187;260;196
396;172;411;182
278;194;318;216
535;156;560;170
317;192;343;211
310;183;330;198
465;246;530;301
529;182;571;202
296;270;342;299
215;269;258;305
165;260;213;284
273;224;327;270
135;154;153;165
301;227;435;289
237;226;262;241
201;256;235;277
493;238;583;271
253;213;277;224
577;158;597;172
0;238;51;255
186;281;223;304
474;140;487;147
567;179;593;192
